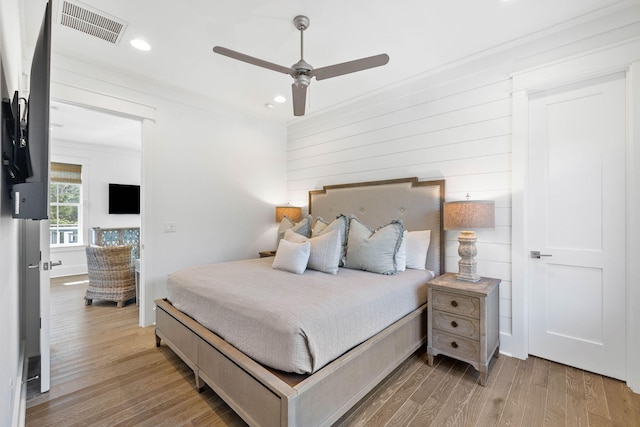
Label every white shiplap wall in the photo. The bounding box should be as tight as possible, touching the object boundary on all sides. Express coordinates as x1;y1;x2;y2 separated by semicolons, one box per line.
286;70;514;338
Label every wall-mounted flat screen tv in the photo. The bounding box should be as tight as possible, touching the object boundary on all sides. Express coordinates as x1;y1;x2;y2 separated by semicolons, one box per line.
108;183;140;214
9;1;51;219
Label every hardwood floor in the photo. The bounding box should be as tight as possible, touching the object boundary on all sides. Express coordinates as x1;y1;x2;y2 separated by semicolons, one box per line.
26;275;640;426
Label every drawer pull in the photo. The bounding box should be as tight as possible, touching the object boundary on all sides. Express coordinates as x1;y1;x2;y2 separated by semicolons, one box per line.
451;341;458;349
451;321;458;328
451;300;458;308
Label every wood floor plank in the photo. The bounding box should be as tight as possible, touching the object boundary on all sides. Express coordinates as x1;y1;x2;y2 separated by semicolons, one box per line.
407;360;470;426
361;356;439;427
584;371;611;422
408;356;455;405
601;375;640;427
25;276;640;427
587;412;614;427
427;361;479;426
334;349;429;427
521;357;551;427
497;355;535;426
543;361;567;427
566;366;588;427
385;400;421;427
472;354;519;427
459;355;506;427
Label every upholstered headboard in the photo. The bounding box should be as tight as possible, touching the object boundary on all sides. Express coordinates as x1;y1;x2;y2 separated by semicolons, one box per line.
309;177;445;276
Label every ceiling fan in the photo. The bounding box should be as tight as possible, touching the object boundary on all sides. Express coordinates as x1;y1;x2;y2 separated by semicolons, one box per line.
213;15;389;116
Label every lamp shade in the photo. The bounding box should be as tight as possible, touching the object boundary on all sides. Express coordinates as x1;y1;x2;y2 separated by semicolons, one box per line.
444;200;495;230
275;206;303;223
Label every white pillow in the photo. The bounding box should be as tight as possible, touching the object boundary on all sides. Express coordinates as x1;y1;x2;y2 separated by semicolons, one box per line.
396;231;407;272
272;239;310;275
284;228;341;275
345;217;404;275
405;230;431;270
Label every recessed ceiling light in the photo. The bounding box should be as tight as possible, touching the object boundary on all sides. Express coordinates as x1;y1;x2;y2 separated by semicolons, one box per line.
274;95;286;103
265;103;274;109
130;39;151;51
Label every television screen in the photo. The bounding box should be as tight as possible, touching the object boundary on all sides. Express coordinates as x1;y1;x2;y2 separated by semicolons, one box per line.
108;184;140;214
11;1;51;219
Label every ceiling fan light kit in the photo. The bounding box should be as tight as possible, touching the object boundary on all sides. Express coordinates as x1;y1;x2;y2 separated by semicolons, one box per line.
212;15;389;116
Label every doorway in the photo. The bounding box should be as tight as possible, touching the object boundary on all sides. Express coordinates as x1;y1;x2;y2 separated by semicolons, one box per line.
50;81;155;327
526;73;626;379
510;42;640;392
26;101;144;399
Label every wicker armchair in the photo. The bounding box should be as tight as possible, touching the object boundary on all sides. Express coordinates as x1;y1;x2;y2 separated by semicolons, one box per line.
85;245;136;308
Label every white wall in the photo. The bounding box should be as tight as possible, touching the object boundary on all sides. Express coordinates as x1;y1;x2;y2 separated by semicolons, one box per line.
51;54;287;326
288;70;514;337
286;5;640;358
0;0;29;424
50;139;142;278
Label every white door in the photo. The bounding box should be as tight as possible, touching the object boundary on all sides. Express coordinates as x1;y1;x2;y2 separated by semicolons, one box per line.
39;219;51;392
528;73;626;380
23;219;51;393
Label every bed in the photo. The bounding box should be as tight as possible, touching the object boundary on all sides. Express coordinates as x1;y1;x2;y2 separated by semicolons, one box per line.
155;177;445;427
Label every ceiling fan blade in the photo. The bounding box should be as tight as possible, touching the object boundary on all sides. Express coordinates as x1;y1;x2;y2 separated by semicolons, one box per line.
312;53;389;81
292;83;307;116
213;46;292;75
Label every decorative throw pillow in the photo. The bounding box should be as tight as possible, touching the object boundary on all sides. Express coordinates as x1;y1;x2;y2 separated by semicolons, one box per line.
312;215;348;266
345;217;404;275
277;214;312;243
405;230;431;270
272;239;310;275
396;231;408;272
285;228;341;275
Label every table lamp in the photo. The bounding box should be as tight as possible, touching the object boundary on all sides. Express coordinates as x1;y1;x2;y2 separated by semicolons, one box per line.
444;198;495;282
275;205;303;223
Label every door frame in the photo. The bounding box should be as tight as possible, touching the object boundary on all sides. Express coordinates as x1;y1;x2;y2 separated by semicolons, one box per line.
511;39;640;392
50;82;156;327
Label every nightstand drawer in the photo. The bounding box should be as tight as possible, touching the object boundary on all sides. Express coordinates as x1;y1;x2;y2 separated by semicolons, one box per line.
432;311;480;340
432;330;480;361
432;290;480;319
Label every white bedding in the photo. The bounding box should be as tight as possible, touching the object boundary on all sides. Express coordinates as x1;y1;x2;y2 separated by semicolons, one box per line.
167;257;432;374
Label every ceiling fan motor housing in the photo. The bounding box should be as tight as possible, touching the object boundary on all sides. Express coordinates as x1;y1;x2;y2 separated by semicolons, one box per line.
294;74;310;88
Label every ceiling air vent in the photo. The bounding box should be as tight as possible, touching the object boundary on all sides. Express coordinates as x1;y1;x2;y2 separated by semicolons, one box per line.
57;0;128;44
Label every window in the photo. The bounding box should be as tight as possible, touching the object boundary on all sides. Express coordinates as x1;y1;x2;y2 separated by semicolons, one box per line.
50;162;82;246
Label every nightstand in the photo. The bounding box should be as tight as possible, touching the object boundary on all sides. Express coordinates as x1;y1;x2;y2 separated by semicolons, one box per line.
427;272;500;386
259;250;277;258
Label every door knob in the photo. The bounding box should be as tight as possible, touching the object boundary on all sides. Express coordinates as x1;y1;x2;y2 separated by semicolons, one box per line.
531;251;552;259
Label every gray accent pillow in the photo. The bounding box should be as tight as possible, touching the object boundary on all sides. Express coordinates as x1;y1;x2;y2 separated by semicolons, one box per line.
345;217;404;275
277;214;312;243
313;215;348;266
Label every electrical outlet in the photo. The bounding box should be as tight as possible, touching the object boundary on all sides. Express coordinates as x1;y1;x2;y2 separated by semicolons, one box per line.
164;221;176;233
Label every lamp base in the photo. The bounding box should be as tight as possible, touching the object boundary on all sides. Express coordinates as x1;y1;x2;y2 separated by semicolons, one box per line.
455;231;482;283
455;272;482;282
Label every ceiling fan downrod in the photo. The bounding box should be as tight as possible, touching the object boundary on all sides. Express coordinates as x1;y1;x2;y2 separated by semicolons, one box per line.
292;15;312;88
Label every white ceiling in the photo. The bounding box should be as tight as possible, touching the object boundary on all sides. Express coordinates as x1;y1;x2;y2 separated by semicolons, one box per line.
23;0;635;145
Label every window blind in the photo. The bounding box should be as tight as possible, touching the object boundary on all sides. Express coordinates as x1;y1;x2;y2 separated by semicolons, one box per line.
51;162;82;184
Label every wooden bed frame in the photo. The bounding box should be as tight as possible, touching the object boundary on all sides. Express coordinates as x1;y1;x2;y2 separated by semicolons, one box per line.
155;177;444;427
